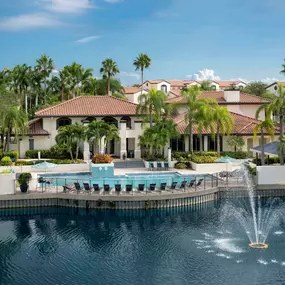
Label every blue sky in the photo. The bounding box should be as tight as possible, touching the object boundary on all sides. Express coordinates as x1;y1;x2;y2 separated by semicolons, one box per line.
0;0;285;85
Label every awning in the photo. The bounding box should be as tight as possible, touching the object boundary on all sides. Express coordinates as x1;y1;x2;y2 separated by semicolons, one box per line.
251;141;279;157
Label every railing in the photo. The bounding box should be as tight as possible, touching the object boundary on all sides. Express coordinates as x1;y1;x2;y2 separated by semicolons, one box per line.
17;172;246;196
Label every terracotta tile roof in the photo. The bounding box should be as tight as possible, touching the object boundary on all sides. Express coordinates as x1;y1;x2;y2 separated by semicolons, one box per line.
35;96;138;117
183;80;201;85
166;91;269;104
28;118;49;135
215;80;246;87
169;89;181;97
265;82;285;88
124;87;141;94
168;80;185;87
145;80;171;84
174;112;279;135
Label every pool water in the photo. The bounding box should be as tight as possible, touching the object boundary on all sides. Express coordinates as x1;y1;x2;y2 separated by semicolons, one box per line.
0;200;285;285
41;172;206;188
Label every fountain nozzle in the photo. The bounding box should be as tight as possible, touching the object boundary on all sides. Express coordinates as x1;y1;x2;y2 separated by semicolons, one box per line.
249;243;268;249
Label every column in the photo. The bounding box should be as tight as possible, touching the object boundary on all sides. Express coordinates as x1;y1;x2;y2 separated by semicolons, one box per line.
120;120;127;159
184;136;189;152
203;136;208;152
134;121;143;159
83;140;90;161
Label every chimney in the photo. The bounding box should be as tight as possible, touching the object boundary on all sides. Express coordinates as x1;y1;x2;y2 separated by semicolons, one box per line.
224;89;240;103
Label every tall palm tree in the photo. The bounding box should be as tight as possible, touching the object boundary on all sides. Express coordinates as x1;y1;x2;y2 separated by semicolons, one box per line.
173;86;217;153
4;106;28;151
104;124;120;154
36;54;54;106
28;68;43;107
72;123;87;160
269;84;285;165
83;77;97;95
86;121;109;153
100;58;120;96
58;67;71;101
212;106;234;156
47;76;61;96
133;53;151;95
254;105;275;165
10;64;30;109
136;89;167;127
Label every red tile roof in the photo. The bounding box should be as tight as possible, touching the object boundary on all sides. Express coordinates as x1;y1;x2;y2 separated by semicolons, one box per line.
28;118;49;135
145;80;171;84
174;112;279;135
215;80;246;87
35;96;138;117
168;80;185;87
124;87;141;94
166;91;269;104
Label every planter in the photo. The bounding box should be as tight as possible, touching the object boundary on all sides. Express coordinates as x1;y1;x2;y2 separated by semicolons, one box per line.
190;161;240;173
90;162;114;178
20;184;28;193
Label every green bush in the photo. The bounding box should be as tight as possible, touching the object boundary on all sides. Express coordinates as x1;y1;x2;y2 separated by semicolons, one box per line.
247;165;257;176
15;159;84;166
194;151;218;157
18;172;32;186
1;156;12;166
175;162;187;169
191;155;219;164
172;152;192;161
253;157;280;165
144;154;167;162
2;150;19;162
221;151;249;159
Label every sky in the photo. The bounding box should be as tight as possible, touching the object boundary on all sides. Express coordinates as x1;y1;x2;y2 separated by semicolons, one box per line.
0;0;285;86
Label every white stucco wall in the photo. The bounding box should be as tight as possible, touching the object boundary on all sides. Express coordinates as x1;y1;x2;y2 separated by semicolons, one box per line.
257;166;285;185
0;174;15;195
266;84;278;96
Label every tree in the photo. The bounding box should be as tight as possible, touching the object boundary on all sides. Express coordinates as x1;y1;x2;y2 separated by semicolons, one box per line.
200;81;216;91
100;59;119;96
86;121;109;153
212;106;234;156
139;118;179;155
226;136;245;152
267;84;285;165
4;106;28;151
173;86;217;153
83;77;97;95
254;106;275;165
58;67;71;101
36;54;54;106
72;124;87;160
96;78;123;96
136;89;167;127
133;53;151;96
104;124;120;154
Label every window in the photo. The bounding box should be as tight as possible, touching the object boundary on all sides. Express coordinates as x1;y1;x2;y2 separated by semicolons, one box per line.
170;136;185;152
82;117;96;124
121;116;132;129
102;117;118;128
161;84;168;93
274;85;278;91
56;117;71;129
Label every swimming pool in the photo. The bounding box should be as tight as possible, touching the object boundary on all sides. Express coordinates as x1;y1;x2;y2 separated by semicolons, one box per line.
41;172;206;188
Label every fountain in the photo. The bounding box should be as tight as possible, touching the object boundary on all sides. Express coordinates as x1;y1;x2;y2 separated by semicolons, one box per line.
221;165;285;249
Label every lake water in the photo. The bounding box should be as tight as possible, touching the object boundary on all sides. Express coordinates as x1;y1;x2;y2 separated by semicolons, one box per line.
0;201;285;285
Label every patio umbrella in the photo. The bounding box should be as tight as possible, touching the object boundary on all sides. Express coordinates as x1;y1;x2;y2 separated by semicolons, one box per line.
32;161;57;173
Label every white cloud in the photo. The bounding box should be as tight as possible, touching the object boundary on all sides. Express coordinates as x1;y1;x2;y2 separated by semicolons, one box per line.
76;35;100;43
37;0;93;13
0;13;62;31
187;69;221;81
260;77;280;83
119;71;140;80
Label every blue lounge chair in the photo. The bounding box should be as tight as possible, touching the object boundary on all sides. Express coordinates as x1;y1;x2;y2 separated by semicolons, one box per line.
188;180;195;188
126;184;133;193
115;184;121;194
104;184;110;193
169;182;177;191
195;179;204;189
149;162;155;171
83;183;92;194
93;184;100;192
74;182;82;193
180;180;187;189
160;183;167;191
164;162;169;171
157;162;163;171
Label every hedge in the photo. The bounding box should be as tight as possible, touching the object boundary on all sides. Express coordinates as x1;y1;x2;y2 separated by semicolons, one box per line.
253;157;280;165
175;162;187;169
191;155;219;164
1;156;12;166
15;159;84;166
1;150;19;162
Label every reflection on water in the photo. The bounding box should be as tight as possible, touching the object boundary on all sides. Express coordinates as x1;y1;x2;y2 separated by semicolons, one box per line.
0;201;284;285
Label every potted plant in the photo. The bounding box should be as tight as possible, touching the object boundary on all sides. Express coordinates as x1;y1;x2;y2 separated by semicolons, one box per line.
18;172;32;193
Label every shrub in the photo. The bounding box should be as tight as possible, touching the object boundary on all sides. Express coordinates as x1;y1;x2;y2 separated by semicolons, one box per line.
221;151;249;159
18;172;32;186
191;155;218;164
175;162;187;169
194;151;218;157
144;154;167;161
92;154;112;164
1;156;12;166
247;165;256;176
0;170;11;174
172;152;192;161
253;157;279;165
2;151;19;162
49;159;84;165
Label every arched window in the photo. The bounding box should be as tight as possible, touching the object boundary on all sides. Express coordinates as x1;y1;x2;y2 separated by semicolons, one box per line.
102;117;118;128
212;85;217;91
161;84;168;93
121;116;132;129
56;117;71;129
82;117;96;124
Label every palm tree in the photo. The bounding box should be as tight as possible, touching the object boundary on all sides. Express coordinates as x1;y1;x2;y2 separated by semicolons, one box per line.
104;124;120;154
10;64;31;109
28;68;42;107
47;76;61;96
58;67;71;101
133;53;151;95
136;89;167;127
254;106;275;165
36;54;54;106
83;77;97;95
100;59;120;96
86;121;108;153
212;106;234;156
173;86;217;153
4;106;28;151
269;84;285;165
72;123;87;160
55;125;76;161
